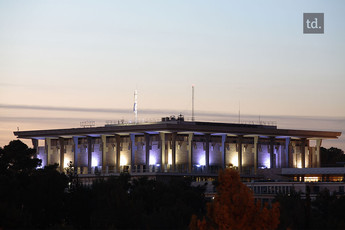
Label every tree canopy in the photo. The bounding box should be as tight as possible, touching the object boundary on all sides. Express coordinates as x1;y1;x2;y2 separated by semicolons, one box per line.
0;140;68;229
321;147;345;167
191;169;280;230
0;140;41;176
0;140;207;229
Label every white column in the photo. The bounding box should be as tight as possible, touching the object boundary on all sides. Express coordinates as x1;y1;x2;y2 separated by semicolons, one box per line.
87;136;92;174
188;133;193;173
115;135;121;173
269;137;275;168
145;133;150;172
160;133;165;172
72;136;78;172
237;135;243;173
253;136;259;174
171;132;177;172
31;139;38;158
101;135;107;173
205;134;210;172
285;138;291;168
45;138;52;167
221;135;227;169
130;134;136;172
301;138;306;168
316;139;322;167
59;137;65;172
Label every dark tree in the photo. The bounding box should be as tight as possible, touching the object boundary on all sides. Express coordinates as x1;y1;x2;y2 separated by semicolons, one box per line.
0;140;41;176
0;140;68;229
274;191;308;230
310;189;345;230
66;174;206;230
130;176;206;229
24;164;68;228
0;140;41;228
321;147;345;167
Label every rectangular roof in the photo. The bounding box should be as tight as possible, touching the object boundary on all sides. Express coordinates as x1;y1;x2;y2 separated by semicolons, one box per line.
13;121;341;139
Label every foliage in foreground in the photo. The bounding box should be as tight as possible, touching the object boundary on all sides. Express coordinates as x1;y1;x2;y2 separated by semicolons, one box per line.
3;140;345;229
0;140;206;229
0;140;67;229
275;189;345;230
190;169;280;230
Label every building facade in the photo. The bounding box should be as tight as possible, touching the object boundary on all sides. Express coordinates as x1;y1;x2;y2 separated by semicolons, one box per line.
14;117;342;183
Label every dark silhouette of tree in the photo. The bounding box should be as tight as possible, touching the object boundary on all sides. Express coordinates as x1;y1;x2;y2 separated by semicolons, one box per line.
0;140;41;176
66;161;81;192
321;147;345;167
129;176;206;229
274;187;345;230
67;174;206;229
89;174;134;229
309;188;345;230
0;139;206;230
191;169;280;230
24;164;68;228
0;140;67;229
274;191;307;230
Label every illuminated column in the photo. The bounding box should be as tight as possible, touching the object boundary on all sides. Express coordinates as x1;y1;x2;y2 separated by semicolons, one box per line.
289;141;294;168
205;134;210;172
59;137;65;172
253;136;259;174
130;134;136;172
316;139;322;167
306;139;310;168
308;140;313;167
269;137;275;168
45;138;51;166
73;137;78;172
237;135;243;173
32;139;38;158
101;135;107;173
115;135;121;173
301;138;306;168
171;132;177;172
87;136;92;174
221;135;227;169
285;138;290;168
188;133;193;173
145;133;150;172
160;133;165;172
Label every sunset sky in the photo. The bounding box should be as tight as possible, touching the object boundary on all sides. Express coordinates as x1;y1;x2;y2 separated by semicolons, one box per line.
0;0;344;149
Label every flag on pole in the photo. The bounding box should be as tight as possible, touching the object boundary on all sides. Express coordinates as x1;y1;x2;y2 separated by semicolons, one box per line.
133;102;137;113
134;90;138;123
133;90;137;113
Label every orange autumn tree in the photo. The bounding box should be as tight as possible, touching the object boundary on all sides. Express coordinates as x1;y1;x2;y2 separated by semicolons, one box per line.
190;168;280;230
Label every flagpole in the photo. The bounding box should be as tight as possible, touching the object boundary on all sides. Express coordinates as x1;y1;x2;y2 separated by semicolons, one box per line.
134;90;138;124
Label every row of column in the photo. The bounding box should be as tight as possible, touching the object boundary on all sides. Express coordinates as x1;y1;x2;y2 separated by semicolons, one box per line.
35;134;323;174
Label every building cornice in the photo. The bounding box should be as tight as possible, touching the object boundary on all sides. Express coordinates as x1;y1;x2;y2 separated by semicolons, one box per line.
13;121;341;139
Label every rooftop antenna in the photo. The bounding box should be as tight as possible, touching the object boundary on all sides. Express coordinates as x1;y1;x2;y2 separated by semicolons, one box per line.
192;84;195;121
133;89;138;124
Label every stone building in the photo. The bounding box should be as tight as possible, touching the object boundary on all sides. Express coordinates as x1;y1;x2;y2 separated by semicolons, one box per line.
14;116;342;183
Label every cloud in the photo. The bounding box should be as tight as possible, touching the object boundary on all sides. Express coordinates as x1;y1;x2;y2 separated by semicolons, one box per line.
0;104;344;150
0;103;345;122
0;104;175;115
